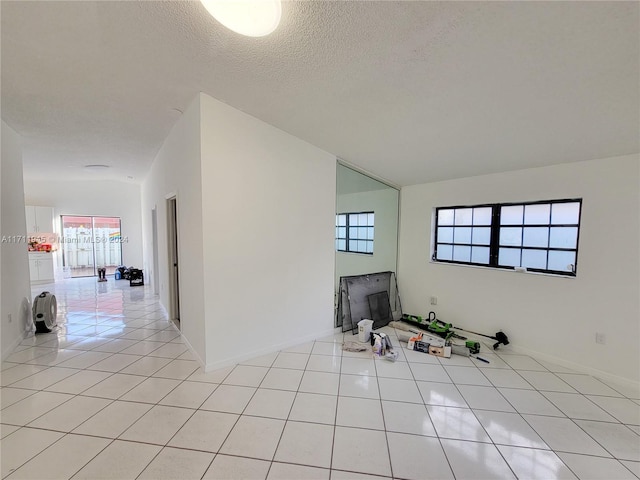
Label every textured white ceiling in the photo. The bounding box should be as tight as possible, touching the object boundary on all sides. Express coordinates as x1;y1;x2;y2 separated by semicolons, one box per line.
2;1;638;185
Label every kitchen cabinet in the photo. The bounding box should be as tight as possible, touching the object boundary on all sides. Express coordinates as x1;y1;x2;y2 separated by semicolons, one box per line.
25;206;54;233
29;253;54;283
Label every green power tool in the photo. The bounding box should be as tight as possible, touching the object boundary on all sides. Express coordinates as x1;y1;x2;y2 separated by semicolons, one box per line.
465;341;481;354
401;313;454;341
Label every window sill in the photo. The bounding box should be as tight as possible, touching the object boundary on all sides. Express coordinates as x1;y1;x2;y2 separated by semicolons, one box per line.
429;260;576;279
337;251;373;256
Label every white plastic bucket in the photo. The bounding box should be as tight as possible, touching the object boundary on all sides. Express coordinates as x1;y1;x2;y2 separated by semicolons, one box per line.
358;319;374;343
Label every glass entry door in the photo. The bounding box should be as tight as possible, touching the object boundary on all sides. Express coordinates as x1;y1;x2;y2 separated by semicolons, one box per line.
61;216;122;277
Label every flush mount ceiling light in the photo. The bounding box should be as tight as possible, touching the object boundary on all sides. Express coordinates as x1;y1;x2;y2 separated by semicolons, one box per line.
200;0;281;37
84;164;110;172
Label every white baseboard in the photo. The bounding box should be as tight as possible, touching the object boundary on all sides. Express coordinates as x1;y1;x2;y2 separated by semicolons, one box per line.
176;323;639;393
177;328;206;370
509;343;640;392
203;327;339;372
158;302;169;321
161;309;206;370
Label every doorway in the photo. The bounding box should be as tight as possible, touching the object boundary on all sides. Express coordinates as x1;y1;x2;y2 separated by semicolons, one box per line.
151;207;160;295
167;197;181;329
61;215;123;277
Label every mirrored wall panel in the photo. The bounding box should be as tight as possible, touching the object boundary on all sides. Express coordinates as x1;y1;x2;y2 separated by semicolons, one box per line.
335;162;399;289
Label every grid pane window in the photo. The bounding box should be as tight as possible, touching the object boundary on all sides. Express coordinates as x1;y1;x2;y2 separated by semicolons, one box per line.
500;205;523;225
453;245;471;262
473;207;492;225
523;227;549;248
336;211;374;254
472;227;491;245
437;244;453;261
435;207;495;266
471;246;490;264
525;204;550;224
522;249;547;269
434;199;581;276
498;247;520;267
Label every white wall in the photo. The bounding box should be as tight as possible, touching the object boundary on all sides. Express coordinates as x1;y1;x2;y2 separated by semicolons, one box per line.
336;188;399;286
200;93;337;369
1;121;32;358
141;95;206;362
398;154;640;384
24;180;143;270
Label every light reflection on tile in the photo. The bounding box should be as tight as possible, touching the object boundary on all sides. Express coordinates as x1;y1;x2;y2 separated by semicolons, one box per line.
0;278;631;480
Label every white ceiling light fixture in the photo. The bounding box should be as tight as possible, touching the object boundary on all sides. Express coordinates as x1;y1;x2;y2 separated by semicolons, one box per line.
200;0;281;37
84;164;110;172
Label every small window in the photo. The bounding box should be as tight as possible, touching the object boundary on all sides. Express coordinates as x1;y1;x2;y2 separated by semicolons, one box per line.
435;206;492;265
336;211;374;254
434;199;581;276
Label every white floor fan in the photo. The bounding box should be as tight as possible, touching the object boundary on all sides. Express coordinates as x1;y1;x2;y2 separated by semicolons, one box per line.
33;291;57;333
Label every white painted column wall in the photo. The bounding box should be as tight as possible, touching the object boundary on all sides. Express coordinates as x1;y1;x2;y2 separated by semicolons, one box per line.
141;96;206;364
199;94;337;369
1;121;32;358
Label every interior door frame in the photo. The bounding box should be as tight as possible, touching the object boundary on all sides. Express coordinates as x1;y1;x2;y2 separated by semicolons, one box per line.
151;206;160;295
166;194;181;328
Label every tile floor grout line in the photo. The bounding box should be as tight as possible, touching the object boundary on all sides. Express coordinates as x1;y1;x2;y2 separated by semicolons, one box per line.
197;453;217;480
5;339;193;452
410;341;466;480
8;361;165;434
539;388;623;424
210;360;281;478
63;299;199;460
327;332;346;474
128;398;201;479
6;428;117;480
373;349;397;479
5;280;639;479
65;436;124;480
566;413;633;462
512;403;594;475
447;332;580;478
263;341;318;475
1;379;113;432
461;352;582;477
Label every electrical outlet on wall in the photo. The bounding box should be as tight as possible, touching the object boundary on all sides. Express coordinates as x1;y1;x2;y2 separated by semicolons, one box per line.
595;332;606;345
430;296;437;305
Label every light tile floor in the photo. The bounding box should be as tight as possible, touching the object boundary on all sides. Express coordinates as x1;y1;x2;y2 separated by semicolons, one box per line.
1;278;639;479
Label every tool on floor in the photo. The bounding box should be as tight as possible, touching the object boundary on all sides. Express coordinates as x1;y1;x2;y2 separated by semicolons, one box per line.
451;344;471;356
471;355;490;363
390;321;446;347
407;332;451;358
465;341;481;354
450;344;490;363
405;310;510;350
400;312;464;341
452;327;509;350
